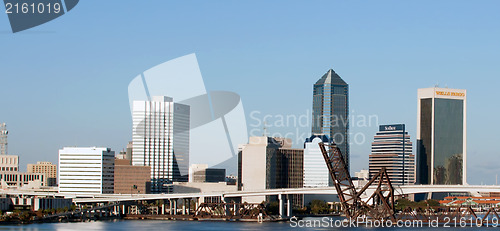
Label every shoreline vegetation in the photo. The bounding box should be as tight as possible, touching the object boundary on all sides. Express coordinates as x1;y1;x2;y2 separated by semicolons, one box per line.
0;199;447;225
0;199;342;225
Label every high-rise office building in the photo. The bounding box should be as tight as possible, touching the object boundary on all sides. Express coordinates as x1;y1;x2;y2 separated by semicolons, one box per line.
132;96;190;193
58;147;115;194
312;69;349;170
369;124;414;185
27;161;57;186
238;137;303;206
417;87;467;185
303;135;332;187
238;137;282;202
276;147;304;207
0;123;7;155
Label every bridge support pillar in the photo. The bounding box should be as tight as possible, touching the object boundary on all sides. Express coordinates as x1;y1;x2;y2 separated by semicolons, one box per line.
162;202;165;215
173;199;178;215
287;196;292;217
182;199;186;215
234;203;238;216
187;198;191;214
222;196;228;216
278;194;284;218
169;200;173;214
195;197;199;215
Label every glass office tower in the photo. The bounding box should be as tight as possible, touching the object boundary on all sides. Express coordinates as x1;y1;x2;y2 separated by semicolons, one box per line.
132;96;190;193
417;87;466;185
312;69;349;170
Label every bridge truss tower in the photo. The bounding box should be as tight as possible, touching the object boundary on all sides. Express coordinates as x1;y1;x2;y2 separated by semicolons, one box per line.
319;142;395;220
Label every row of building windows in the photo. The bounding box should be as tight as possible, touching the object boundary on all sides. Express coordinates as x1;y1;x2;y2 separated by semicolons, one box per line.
1;167;17;171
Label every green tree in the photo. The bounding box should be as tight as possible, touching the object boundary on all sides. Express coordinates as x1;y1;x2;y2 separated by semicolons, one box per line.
19;211;32;222
395;198;416;211
266;201;279;215
426;199;440;207
309;200;329;214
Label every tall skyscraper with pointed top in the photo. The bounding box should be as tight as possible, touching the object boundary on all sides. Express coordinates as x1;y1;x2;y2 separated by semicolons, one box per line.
312;69;349;171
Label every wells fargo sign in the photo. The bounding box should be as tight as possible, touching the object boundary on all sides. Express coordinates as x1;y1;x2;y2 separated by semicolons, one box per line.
435;91;465;97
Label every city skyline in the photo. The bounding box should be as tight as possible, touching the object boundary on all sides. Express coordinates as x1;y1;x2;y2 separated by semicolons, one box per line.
1;1;499;185
0;70;483;185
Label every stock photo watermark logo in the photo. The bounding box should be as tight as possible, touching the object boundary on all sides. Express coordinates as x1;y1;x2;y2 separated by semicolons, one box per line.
128;54;248;174
248;110;379;146
3;0;79;33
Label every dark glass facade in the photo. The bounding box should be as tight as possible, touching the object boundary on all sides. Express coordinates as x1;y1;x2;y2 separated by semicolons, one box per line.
312;69;349;170
433;99;463;185
417;97;464;185
276;148;304;207
417;99;432;184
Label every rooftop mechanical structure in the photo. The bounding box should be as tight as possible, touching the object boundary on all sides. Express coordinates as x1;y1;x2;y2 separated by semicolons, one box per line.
0;123;7;155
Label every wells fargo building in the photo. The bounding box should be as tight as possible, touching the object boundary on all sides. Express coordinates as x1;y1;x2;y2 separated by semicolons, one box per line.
416;87;466;185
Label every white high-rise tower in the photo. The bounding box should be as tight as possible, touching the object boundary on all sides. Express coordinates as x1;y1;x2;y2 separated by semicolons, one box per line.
132;96;190;193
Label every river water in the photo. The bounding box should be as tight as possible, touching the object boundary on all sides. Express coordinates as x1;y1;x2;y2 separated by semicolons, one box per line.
0;217;491;230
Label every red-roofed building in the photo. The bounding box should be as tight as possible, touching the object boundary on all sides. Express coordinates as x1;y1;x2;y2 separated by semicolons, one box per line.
440;196;500;210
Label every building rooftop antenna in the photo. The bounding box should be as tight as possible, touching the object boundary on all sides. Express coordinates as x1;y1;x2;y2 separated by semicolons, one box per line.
0;123;7;155
263;121;268;137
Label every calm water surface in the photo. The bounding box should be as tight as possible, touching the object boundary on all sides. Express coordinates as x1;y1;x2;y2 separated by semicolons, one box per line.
0;218;490;230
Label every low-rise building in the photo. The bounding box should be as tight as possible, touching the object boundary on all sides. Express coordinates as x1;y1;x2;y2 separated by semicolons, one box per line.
440;196;500;210
4;196;72;211
114;158;151;194
0;155;48;188
27;161;57;186
0;155;19;172
189;164;226;183
0;172;46;188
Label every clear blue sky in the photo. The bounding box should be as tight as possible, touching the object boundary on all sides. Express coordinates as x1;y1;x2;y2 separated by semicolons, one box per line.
0;0;499;184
